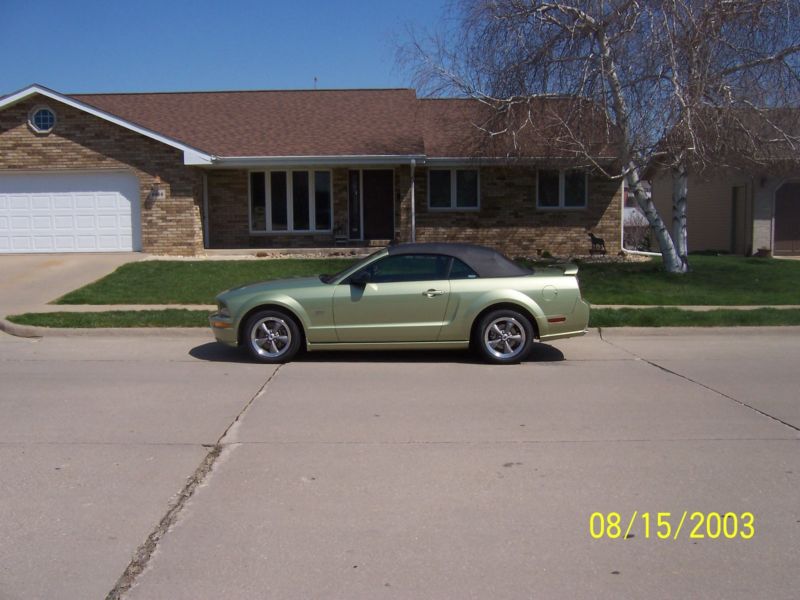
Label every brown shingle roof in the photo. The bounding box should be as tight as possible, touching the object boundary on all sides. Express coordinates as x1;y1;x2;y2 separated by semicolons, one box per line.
64;88;618;160
71;89;424;157
418;97;619;159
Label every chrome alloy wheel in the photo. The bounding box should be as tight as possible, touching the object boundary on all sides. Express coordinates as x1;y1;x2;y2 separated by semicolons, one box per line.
250;317;292;358
483;317;526;360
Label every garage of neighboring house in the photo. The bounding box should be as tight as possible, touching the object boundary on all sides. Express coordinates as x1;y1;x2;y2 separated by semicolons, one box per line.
0;170;140;253
774;181;800;256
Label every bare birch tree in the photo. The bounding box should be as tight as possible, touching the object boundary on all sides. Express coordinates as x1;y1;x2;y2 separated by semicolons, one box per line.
402;0;800;272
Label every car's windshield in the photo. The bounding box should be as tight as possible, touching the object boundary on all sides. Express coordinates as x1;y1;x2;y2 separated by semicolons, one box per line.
319;249;385;284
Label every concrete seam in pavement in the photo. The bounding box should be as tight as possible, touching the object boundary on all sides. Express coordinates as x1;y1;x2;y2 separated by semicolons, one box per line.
598;329;800;434
105;364;284;600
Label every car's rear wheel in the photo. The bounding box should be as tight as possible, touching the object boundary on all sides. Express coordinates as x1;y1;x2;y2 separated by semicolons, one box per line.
244;309;302;363
475;309;533;364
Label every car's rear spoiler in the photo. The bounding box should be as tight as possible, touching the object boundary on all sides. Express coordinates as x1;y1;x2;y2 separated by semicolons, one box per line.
555;263;579;276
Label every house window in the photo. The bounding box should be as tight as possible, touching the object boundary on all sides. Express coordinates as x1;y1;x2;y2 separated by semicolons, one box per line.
29;106;56;133
250;170;333;233
428;168;479;210
537;169;588;209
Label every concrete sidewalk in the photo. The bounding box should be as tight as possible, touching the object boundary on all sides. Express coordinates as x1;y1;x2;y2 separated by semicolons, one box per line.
592;304;800;311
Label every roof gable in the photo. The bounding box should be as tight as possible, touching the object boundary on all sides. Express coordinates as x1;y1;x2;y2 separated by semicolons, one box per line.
0;84;213;164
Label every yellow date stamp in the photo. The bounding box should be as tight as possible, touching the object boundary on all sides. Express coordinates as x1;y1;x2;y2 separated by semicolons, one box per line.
589;511;755;540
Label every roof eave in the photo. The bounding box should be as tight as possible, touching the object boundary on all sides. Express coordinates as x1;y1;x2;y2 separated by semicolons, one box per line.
204;154;427;168
425;156;619;165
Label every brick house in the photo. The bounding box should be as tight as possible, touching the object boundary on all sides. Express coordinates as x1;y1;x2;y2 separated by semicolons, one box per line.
0;84;622;257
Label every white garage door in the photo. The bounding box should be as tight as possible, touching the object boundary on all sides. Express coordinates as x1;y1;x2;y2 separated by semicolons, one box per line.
0;171;140;253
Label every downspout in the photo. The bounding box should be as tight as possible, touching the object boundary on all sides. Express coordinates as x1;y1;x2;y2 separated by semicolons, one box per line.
202;172;210;249
620;175;662;257
410;159;416;243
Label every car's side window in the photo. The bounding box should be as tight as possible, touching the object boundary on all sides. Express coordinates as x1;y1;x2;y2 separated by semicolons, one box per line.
358;254;451;283
449;258;478;279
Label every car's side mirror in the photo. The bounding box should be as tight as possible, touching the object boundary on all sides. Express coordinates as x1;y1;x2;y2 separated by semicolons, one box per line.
349;270;371;287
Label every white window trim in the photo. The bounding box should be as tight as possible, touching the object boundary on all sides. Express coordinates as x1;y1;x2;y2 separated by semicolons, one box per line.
536;169;589;210
28;105;56;134
427;168;480;211
249;169;333;234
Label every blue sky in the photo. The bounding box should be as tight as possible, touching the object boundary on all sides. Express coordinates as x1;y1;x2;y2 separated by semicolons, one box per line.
0;0;448;94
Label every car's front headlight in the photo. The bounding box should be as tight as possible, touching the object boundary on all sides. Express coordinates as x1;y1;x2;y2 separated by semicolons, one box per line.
216;302;230;318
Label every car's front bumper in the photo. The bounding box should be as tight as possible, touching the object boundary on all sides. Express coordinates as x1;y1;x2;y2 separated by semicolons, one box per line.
209;312;237;346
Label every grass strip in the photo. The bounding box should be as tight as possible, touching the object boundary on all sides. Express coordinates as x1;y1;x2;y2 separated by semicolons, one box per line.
589;307;800;328
7;310;210;328
9;308;800;330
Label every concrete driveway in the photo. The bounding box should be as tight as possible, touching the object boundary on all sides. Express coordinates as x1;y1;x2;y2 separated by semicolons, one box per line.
1;328;798;599
0;253;141;316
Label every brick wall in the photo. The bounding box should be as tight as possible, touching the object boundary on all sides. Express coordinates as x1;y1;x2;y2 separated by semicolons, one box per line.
207;164;621;256
403;165;622;257
0;95;204;255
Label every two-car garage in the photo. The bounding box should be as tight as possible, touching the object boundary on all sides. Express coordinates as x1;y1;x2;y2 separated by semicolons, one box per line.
0;171;140;253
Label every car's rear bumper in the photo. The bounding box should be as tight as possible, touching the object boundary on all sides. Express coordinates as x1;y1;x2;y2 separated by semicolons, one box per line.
538;297;590;341
209;312;237;346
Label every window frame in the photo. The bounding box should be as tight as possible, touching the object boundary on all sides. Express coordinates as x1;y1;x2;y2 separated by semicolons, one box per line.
427;168;480;211
249;169;333;234
28;105;56;134
536;169;589;210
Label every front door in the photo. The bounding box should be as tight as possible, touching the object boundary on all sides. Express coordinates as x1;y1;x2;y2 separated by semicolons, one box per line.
775;182;800;255
332;253;451;342
348;170;394;241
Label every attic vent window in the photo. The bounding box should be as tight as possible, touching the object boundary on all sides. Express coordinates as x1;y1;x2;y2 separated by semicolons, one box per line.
29;106;56;133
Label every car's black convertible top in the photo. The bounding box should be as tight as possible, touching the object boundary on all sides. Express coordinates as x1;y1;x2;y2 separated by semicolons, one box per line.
387;243;532;278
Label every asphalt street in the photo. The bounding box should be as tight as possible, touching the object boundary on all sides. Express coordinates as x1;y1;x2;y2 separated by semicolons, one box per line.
0;328;798;599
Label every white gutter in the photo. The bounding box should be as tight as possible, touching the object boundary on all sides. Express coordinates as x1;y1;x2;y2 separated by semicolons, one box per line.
199;154;427;168
410;159;416;242
425;156;618;166
620;175;663;257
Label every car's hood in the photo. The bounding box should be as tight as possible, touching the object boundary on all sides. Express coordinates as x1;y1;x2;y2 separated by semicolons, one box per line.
218;276;324;299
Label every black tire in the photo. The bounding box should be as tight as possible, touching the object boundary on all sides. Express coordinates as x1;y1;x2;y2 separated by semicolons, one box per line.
474;309;534;364
243;309;302;363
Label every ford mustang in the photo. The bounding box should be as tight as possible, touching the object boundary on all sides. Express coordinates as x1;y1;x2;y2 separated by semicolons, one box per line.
209;243;589;364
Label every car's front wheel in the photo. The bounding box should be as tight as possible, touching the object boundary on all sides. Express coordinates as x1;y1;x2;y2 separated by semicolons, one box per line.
475;309;534;364
244;309;302;363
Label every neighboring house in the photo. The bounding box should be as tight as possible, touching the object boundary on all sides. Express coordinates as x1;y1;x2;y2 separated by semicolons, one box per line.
651;171;800;256
0;84;622;257
650;110;800;257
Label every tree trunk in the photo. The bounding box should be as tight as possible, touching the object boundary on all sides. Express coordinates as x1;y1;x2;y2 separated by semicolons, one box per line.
671;163;689;271
624;162;687;273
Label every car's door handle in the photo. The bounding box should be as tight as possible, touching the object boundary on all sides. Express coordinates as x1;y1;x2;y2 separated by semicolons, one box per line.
423;289;445;297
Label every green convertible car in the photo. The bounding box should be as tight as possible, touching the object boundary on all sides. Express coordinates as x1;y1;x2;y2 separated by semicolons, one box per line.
209;243;590;364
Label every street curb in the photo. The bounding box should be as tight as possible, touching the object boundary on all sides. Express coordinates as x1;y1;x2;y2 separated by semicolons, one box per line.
0;318;207;339
0;318;43;338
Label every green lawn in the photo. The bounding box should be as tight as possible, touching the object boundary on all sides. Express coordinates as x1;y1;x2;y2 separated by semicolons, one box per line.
8;310;210;328
574;255;800;305
55;259;356;305
589;308;800;328
53;255;800;307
